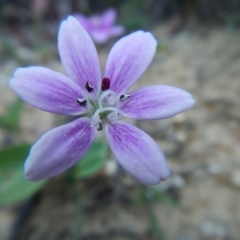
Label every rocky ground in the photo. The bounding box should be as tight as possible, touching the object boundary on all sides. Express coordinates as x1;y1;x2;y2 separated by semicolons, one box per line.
0;21;240;240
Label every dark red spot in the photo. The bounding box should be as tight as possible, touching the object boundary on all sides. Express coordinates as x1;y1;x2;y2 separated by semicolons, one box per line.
101;77;110;91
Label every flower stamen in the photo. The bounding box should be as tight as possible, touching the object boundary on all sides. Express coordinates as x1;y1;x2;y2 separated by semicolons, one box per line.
119;94;130;102
98;90;117;108
91;106;122;131
96;122;103;131
107;109;122;121
77;98;87;106
85;82;94;92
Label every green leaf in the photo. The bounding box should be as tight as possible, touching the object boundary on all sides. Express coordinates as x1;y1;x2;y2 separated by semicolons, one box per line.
0;170;46;205
74;140;108;178
133;188;182;210
0;98;23;130
151;189;182;210
0;144;31;171
157;41;167;53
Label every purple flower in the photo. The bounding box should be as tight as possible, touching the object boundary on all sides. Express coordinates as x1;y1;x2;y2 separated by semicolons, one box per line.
10;16;195;185
74;8;124;44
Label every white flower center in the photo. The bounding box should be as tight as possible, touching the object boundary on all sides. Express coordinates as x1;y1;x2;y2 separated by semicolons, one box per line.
98;89;117;108
91;106;122;131
89;90;124;131
77;84;130;131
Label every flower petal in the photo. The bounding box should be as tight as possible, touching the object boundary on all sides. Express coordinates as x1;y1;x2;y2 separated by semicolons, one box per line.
105;121;170;185
58;16;101;96
10;67;88;115
121;85;195;120
25;118;96;181
108;26;125;37
74;13;91;30
90;26;125;44
90;30;110;44
101;8;116;27
104;31;157;95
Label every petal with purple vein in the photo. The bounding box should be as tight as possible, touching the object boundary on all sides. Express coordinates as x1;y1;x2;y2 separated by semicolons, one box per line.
105;121;170;185
24;117;96;181
58;16;101;96
121;85;195;120
10;67;87;116
104;31;157;95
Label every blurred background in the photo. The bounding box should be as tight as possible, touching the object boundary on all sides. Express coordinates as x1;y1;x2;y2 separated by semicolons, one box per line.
1;0;240;240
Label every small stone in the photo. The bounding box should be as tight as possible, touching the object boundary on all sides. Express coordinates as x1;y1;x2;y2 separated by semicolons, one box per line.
104;159;118;176
175;131;187;142
207;164;225;175
0;208;16;240
230;169;240;188
201;221;228;238
172;113;186;124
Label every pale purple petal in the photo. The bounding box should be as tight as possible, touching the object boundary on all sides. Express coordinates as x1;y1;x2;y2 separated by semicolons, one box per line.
58;16;101;96
90;26;125;44
74;13;91;30
121;85;195;120
105;121;170;185
101;8;117;27
88;16;102;29
90;30;110;44
104;31;157;95
25;118;96;181
108;26;125;37
10;67;88;116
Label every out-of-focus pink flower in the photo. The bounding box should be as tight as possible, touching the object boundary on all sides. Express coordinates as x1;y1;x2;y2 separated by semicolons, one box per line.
32;0;49;14
74;8;125;44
